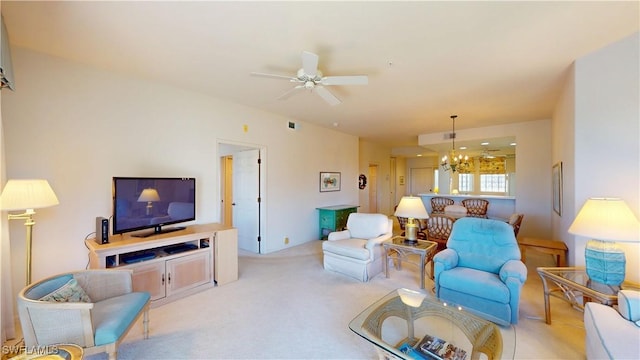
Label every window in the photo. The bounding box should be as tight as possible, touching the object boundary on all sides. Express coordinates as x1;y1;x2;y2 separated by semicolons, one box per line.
458;174;473;192
480;174;507;192
434;169;439;192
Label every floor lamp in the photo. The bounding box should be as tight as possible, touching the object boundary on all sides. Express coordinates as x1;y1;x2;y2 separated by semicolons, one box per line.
0;179;59;285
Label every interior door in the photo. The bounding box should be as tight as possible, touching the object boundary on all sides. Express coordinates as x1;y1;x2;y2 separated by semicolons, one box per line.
368;164;378;212
232;149;260;253
410;167;433;195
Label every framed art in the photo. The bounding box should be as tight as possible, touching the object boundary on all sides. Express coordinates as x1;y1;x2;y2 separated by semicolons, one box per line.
552;162;563;216
320;172;341;192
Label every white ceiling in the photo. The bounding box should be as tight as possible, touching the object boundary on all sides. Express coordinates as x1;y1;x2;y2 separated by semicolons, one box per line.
2;1;638;155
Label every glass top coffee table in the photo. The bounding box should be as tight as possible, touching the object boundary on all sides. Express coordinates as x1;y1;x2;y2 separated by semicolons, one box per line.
349;288;515;360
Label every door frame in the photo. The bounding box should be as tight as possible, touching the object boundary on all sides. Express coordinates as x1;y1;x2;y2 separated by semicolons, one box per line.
217;139;267;254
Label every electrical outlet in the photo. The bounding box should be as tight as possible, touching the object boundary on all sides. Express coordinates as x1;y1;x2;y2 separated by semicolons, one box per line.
284;237;289;245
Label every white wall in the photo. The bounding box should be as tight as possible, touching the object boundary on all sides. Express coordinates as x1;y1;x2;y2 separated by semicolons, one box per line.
562;32;639;281
419;119;552;239
552;64;577;262
1;48;359;289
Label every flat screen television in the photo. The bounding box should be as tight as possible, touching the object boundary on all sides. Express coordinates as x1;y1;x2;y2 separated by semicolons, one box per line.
112;177;196;237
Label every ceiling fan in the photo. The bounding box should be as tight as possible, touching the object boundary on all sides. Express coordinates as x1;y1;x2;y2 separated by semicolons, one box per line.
250;51;368;106
481;147;504;159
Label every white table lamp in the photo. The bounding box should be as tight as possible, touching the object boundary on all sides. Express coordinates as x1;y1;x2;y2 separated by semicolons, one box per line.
0;179;59;285
568;197;640;286
395;196;429;244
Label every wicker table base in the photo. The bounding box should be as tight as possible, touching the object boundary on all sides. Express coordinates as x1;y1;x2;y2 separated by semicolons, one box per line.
349;289;515;360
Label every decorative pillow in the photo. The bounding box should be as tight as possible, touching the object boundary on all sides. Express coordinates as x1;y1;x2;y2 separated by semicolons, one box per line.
39;278;92;303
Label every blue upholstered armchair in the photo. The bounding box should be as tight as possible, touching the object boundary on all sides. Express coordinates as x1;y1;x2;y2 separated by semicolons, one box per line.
433;217;527;325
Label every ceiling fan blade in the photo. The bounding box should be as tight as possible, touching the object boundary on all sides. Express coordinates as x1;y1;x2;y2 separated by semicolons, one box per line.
251;72;297;82
277;85;305;100
301;51;319;77
315;86;341;106
321;75;369;86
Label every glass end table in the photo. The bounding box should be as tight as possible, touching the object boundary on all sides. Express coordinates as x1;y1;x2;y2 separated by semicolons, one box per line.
537;266;640;324
383;236;438;289
349;288;515;360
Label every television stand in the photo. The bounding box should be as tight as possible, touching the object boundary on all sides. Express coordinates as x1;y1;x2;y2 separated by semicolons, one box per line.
86;223;238;306
132;225;186;238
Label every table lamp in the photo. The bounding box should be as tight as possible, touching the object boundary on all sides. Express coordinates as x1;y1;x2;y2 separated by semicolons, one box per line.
394;196;429;244
138;188;160;216
0;179;59;285
568;197;640;286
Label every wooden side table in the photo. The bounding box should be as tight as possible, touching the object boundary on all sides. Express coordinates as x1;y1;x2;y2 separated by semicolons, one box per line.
316;205;358;239
519;237;568;266
382;236;437;289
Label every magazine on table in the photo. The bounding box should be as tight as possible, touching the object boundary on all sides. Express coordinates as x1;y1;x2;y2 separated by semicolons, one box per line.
410;334;468;360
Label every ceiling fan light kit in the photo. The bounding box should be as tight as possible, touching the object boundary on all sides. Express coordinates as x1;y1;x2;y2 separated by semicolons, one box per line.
251;51;368;106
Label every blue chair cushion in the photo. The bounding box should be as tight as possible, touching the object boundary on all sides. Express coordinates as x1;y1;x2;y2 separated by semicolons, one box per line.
447;218;521;273
93;292;150;346
439;267;510;304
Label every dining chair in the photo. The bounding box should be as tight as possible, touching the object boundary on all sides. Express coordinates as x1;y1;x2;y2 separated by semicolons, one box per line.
430;197;455;214
508;213;524;237
461;198;490;218
426;214;456;279
427;214;456;251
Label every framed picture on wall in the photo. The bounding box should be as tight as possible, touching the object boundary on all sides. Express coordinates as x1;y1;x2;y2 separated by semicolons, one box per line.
320;172;341;192
552;162;563;216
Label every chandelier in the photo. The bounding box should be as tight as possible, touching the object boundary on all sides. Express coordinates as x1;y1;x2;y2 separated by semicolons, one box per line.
440;115;471;173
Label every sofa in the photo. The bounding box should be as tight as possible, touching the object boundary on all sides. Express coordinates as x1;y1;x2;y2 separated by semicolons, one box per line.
322;213;393;282
434;217;527;325
584;290;640;359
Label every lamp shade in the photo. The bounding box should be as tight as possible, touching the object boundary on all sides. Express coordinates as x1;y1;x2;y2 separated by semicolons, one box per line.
568;197;640;243
137;188;160;202
394;196;429;219
0;179;59;211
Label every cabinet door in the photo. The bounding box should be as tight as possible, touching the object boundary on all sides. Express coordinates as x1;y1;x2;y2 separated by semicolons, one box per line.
130;261;166;301
215;228;238;285
166;251;211;297
318;209;337;239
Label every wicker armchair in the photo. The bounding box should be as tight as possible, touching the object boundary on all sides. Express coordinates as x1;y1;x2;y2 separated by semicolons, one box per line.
18;270;150;360
430;197;455;214
508;213;524;237
461;198;490;218
426;214;456;251
426;214;456;279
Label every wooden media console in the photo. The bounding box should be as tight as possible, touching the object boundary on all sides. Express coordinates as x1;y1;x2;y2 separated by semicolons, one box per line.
85;223;237;307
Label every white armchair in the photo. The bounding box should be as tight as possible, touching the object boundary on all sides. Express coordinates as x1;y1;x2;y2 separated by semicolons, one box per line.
322;213;393;281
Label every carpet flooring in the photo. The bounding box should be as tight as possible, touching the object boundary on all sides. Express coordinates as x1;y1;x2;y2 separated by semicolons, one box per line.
79;240;584;359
